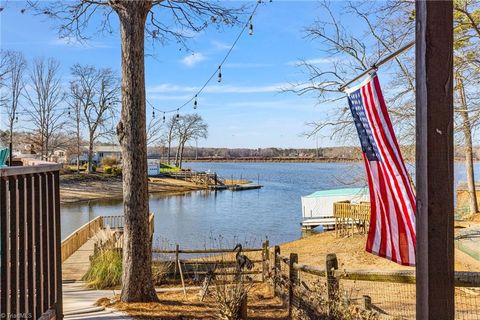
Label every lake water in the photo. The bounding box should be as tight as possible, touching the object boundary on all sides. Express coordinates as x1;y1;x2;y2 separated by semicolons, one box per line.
60;161;478;248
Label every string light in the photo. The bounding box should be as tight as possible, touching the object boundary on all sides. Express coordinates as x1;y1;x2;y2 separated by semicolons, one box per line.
145;0;266;118
15;116;18;122
152;110;156;118
163;112;166;122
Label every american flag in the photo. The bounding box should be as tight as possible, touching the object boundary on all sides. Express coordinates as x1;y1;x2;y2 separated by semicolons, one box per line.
346;74;416;266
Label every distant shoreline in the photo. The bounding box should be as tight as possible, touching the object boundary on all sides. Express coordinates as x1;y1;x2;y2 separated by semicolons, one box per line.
182;158;363;163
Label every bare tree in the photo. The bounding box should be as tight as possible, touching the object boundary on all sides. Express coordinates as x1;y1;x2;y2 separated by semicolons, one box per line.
68;82;84;173
165;115;179;165
174;113;208;168
28;0;246;302
1;50;27;163
147;114;164;147
24;57;66;160
70;64;120;173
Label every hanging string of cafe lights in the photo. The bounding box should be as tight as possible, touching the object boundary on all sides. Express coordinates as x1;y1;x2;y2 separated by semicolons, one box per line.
147;0;270;122
0;0;270;121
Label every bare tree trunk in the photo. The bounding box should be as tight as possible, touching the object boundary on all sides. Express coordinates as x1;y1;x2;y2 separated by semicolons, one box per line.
458;77;478;214
167;139;172;164
76;119;80;173
88;135;94;173
179;140;185;169
174;143;181;167
115;2;158;303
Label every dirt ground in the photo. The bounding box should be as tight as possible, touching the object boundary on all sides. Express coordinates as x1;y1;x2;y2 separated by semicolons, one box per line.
278;230;480;272
60;174;204;204
99;282;288;320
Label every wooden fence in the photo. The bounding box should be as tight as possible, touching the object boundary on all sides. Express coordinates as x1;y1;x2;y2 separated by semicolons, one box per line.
152;241;269;281
333;201;370;236
1;161;63;320
269;247;480;319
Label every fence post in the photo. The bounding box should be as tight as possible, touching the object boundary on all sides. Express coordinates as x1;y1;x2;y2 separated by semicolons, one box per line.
239;294;248;320
326;253;339;316
262;240;269;282
273;246;280;297
288;253;298;318
362;295;372;311
174;243;179;279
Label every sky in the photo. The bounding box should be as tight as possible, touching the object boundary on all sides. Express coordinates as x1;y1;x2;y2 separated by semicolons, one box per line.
0;0;357;149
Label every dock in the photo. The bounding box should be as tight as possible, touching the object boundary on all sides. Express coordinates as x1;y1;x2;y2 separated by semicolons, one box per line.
229;183;263;191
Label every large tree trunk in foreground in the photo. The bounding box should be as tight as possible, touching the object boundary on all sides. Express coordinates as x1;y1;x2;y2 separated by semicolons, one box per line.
116;2;158;303
457;77;478;214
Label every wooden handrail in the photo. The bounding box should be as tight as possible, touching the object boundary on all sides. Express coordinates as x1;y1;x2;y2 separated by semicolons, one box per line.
61;216;104;262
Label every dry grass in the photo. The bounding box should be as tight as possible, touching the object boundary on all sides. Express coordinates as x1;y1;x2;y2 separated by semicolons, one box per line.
278;231;480;272
99;282;287;320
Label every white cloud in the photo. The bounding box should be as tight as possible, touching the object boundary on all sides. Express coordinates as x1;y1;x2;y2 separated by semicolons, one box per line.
181;53;207;67
287;57;337;66
211;40;231;50
50;37;112;49
147;82;291;94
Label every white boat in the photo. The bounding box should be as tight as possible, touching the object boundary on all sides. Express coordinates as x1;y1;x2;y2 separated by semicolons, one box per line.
301;187;369;230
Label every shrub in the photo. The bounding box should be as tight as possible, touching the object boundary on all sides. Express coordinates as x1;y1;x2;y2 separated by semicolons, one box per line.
82;163;97;172
112;166;122;176
101;156;119;167
104;166;113;174
83;248;122;289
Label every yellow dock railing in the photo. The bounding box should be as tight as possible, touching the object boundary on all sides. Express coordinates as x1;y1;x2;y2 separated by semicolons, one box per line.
333;201;370;236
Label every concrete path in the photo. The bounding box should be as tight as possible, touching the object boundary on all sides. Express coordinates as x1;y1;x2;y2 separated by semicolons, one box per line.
63;282;131;320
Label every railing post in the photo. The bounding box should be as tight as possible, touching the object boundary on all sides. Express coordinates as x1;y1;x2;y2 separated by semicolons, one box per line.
273;246;280;297
326;253;339;316
262;240;269;282
288;253;298;318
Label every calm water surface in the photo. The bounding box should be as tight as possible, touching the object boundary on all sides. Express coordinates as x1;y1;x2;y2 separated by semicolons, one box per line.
60;162;477;248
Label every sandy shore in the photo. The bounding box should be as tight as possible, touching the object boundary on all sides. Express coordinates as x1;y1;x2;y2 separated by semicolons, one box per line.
278;231;480;272
60;174;205;204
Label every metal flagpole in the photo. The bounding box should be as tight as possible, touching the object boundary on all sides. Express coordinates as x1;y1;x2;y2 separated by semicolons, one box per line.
339;40;415;92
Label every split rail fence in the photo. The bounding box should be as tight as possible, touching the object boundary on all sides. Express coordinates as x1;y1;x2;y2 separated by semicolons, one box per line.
269;246;480;319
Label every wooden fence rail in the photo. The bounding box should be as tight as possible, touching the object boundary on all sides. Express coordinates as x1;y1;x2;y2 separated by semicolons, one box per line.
1;161;63;320
269;247;480;318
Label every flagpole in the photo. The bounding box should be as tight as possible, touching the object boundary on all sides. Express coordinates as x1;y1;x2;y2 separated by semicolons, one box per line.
339;40;415;92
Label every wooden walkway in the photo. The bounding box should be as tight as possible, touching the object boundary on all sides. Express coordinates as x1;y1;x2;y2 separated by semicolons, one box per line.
62;234;101;282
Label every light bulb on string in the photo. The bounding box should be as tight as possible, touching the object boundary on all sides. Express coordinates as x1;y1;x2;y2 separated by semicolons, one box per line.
194;95;198;109
249;17;254;36
152;110;156;119
217;66;222;83
163;112;166;122
176;109;180;119
15;116;18;122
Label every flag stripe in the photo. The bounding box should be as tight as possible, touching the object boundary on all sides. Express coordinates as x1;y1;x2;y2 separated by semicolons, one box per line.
347;74;416;266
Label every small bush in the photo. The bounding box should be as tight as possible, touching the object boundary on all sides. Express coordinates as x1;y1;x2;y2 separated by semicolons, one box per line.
104;166;113;174
82;163;97;172
102;156;119;167
83;249;122;289
112;166;122;176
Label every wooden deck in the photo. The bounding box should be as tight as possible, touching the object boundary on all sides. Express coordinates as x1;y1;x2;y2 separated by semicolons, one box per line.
62;234;101;282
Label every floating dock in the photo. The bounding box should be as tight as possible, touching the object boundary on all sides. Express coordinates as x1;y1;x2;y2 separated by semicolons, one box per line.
229;184;263;191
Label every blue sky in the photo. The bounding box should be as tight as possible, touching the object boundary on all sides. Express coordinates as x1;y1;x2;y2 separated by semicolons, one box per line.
0;1;355;148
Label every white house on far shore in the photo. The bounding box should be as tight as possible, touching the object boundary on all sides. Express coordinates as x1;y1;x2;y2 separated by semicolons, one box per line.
68;145;122;165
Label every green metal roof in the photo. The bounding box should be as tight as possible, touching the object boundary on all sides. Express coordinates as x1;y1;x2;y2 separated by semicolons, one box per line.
303;187;369;198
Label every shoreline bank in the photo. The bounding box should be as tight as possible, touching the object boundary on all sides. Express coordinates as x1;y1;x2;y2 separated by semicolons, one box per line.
60;174;205;204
